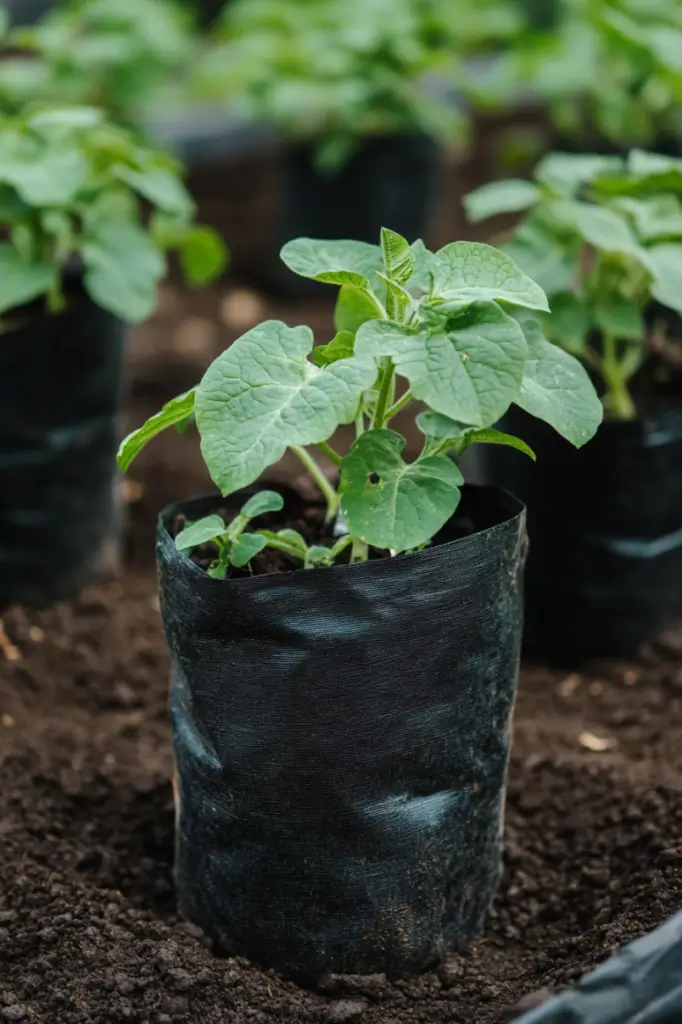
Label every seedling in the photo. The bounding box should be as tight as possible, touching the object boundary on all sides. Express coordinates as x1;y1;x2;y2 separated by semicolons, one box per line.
0;103;226;323
119;228;602;570
466;149;682;419
195;0;519;172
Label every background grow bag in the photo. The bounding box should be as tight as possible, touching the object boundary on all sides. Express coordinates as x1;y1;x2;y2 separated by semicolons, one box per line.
486;406;682;664
278;134;441;294
513;910;682;1024
0;297;125;608
157;485;526;979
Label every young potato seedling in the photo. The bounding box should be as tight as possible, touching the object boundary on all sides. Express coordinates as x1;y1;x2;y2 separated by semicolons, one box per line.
119;228;602;571
466;150;682;419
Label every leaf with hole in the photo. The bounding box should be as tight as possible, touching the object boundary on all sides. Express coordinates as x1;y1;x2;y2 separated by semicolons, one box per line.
339;428;464;551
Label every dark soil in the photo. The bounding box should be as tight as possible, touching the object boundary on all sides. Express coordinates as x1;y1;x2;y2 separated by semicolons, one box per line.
1;134;682;1024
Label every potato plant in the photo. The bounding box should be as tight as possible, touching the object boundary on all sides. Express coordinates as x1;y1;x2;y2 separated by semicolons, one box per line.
119;229;601;570
0;103;226;323
466;150;682;419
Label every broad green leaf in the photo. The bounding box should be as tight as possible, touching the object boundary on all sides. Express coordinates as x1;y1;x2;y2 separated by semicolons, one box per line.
646;245;682;316
334;284;384;334
416;412;536;460
571;203;640;255
339;429;464;552
464;179;541;223
180;227;228;286
175;514;227;553
429;241;549;312
405;239;436;296
502;236;575;296
515;319;603;447
356;303;528;427
0;244;56;314
115;164;194;217
117;388;196;470
615;196;682;243
27;106;103;131
380;227;414;284
280;238;382;287
83;219;165;323
195;321;376;495
273;529;309;557
230;532;268;567
312;330;355;367
535;153;624;195
305;545;333;567
240;490;284;518
594;296;644;342
547;291;591;354
0;134;87;206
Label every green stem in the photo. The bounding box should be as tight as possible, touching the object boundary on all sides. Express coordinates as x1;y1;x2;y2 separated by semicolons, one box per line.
372;360;396;428
262;536;307;560
291;444;339;519
350;537;369;563
602;332;637;420
355;409;365;438
383;390;412;423
317;441;342;467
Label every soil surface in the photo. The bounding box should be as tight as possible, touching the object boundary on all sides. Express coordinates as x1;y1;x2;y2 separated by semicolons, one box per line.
2;135;682;1024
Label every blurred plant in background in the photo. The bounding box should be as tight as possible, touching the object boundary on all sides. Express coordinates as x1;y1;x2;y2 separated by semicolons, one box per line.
488;0;682;151
0;0;198;127
194;0;525;173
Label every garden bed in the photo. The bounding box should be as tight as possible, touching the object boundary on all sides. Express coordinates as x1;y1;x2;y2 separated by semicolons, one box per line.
1;141;681;1024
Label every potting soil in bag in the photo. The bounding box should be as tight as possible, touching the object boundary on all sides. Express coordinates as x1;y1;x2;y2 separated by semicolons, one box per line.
0;297;125;607
486;406;682;664
513;910;682;1024
157;485;526;979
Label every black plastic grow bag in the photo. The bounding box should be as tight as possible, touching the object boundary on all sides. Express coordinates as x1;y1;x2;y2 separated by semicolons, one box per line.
278;134;441;294
486;406;682;664
157;485;526;979
513;910;682;1024
0;298;125;608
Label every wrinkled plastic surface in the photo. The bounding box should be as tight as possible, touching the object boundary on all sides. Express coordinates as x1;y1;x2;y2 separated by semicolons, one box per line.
157;485;526;979
279;134;441;295
0;299;125;608
514;911;682;1024
487;406;682;664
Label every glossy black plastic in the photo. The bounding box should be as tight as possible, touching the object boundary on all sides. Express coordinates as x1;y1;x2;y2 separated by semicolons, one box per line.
0;298;125;607
157;485;526;979
486;406;682;664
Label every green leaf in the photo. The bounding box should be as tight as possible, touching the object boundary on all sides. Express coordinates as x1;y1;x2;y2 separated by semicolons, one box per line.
0;244;56;314
615;196;682;243
117;388;196;470
175;514;227;553
464;179;541;223
115;164;194;217
180;226;228;286
305;545;332;568
356;303;528;427
280;237;383;287
406;239;437;296
535;153;624;195
646;245;682;316
515;319;603;447
230;532;268;568
380;227;414;284
334;284;384;334
83;219;165;323
570;203;640;255
195;321;376;495
416;412;536;460
340;429;463;552
274;528;309;557
429;241;549;312
312;330;356;367
547;292;591;354
26;106;104;131
594;296;644;342
240;490;284;518
0;131;87;206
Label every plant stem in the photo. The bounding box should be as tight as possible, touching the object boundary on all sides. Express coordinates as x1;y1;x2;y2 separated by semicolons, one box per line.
317;441;342;466
372;359;396;428
290;444;339;519
355;409;365;438
602;332;637;420
350;537;369;563
384;390;412;423
263;536;307;560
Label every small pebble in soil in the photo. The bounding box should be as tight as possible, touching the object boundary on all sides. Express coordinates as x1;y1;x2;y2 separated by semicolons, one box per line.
325;1000;367;1023
1;1007;28;1022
